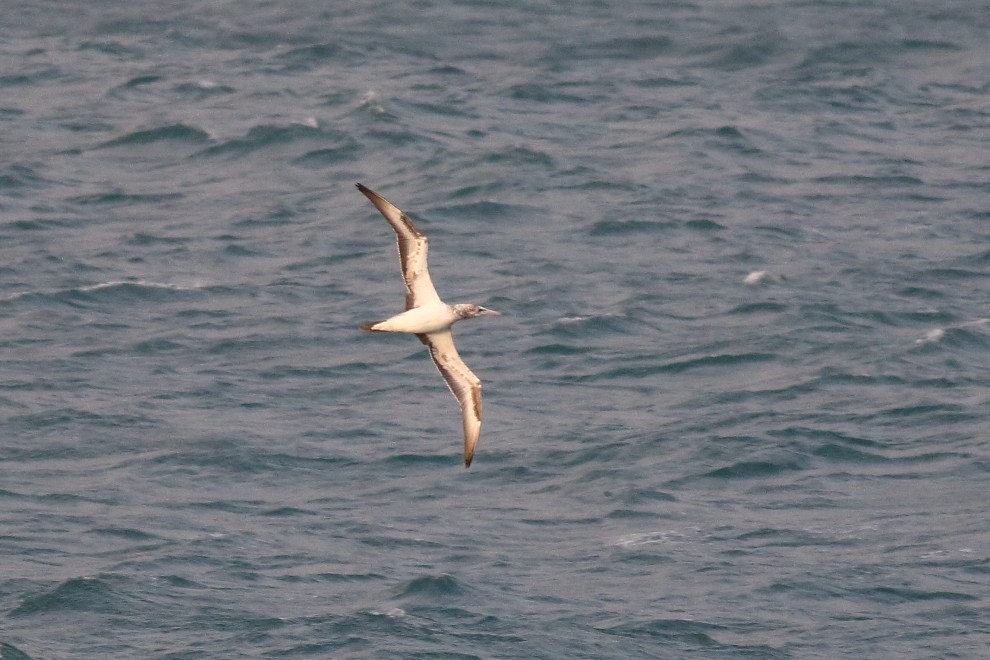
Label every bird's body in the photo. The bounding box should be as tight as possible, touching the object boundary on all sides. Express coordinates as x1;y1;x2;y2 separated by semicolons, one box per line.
362;302;464;334
355;183;499;467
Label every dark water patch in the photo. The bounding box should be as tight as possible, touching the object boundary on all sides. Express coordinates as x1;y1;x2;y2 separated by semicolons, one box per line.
151;450;357;476
395;574;465;600
900;39;962;52
519;515;601;527
126;232;190;246
433;200;536;224
769;427;882;449
920;267;988;281
33;492;93;505
174;307;232;322
8;408;159;432
0;68;60;87
962;248;990;265
702;459;806;480
685;217;726;231
596;617;722;646
812;443;889;463
293;145;359;168
123;74;161;87
693;28;786;71
859;586;979;605
0;642;35;660
588;218;676;236
131;337;190;354
890;451;969;466
87;527;160;542
261;507;319;518
524;342;584;356
156;575;208;589
813;174;924;188
3;218;82;233
194;123;322;159
68;190;184;206
232;201;307;228
868;402;968;420
607;508;664;520
545;441;639;474
273;43;346;70
660;352;776;375
260;364;357;380
178;500;262;515
359;534;445;550
812;368;908;389
447;181;513;200
561;361;667;382
632;75;697;89
731;527;848;548
289;129;359;167
10;576;134;617
383;453;455;468
481;146;555;169
395;98;479;119
714;125;744;140
0;164;49;190
95;124;212;149
301;571;386;584
506;82;595;104
728;301;789;315
620;488;678;506
58;119;116;135
761;578;845;599
204;334;307;356
550;35;673;61
223;243;264;257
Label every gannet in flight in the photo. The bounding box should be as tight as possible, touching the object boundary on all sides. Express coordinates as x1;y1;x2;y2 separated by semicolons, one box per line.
356;183;499;467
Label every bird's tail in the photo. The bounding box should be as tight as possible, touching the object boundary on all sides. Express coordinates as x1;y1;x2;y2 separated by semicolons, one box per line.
360;321;385;332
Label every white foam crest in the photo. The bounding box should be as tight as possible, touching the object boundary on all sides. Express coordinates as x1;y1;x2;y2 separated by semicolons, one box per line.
916;328;945;345
0;279;207;303
359;89;385;113
743;270;769;284
76;279;205;292
613;528;698;547
915;318;990;346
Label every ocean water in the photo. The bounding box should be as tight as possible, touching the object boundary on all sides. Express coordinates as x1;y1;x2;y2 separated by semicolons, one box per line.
1;0;989;657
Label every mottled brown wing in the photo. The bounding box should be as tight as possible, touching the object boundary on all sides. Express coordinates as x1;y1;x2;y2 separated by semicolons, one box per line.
419;330;483;467
357;184;442;310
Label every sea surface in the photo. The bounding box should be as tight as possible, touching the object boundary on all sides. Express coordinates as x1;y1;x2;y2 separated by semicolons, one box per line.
1;1;989;657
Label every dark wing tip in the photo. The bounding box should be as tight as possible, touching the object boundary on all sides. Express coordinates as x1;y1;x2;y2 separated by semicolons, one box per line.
355;183;390;209
464;455;473;468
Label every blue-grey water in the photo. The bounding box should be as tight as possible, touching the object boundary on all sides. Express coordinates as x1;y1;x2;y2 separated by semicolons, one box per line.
2;1;989;657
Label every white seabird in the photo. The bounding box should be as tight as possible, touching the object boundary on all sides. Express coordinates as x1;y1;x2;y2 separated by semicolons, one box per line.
356;183;500;467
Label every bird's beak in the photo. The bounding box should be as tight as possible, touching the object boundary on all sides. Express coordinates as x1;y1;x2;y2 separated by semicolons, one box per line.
478;307;501;316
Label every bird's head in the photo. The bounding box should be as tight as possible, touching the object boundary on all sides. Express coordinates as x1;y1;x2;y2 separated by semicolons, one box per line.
453;304;501;320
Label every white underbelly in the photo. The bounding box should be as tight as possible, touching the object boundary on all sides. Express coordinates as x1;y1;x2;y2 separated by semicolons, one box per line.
374;303;454;333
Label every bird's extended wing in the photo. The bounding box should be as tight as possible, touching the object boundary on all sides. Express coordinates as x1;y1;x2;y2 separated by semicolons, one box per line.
418;330;483;467
357;183;442;309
